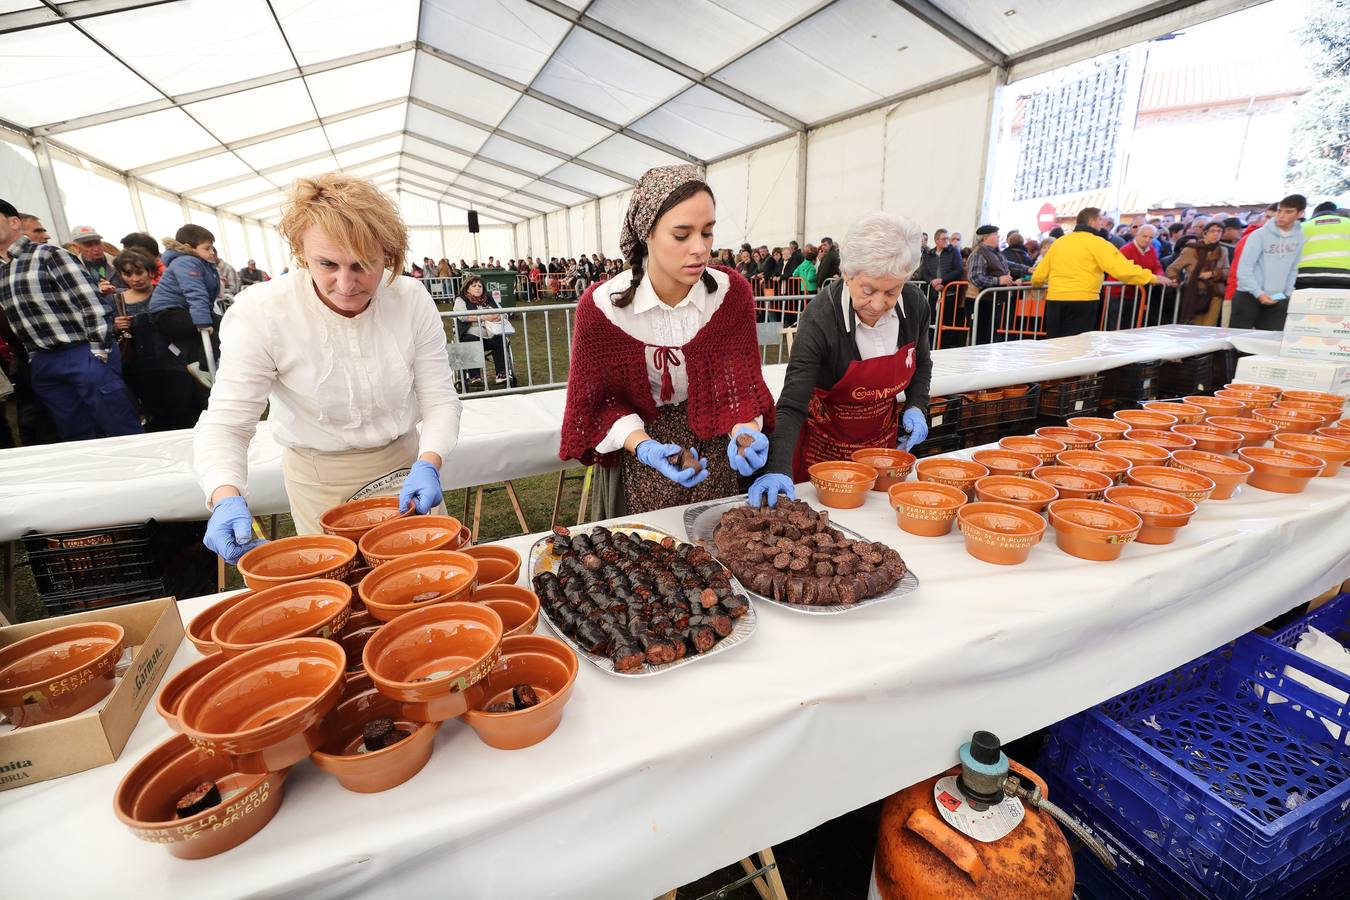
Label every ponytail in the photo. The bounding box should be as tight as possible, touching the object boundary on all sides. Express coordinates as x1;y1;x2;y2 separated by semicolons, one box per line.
609;243;719;309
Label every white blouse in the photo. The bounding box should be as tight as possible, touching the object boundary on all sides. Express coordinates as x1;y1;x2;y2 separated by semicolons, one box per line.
840;280;903;360
593;267;741;454
194;270;462;502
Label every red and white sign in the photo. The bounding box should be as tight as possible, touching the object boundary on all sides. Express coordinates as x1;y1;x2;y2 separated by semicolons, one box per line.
1037;203;1057;233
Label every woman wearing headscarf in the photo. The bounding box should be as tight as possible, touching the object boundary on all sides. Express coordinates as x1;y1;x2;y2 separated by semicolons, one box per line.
1166;220;1229;326
559;165;776;518
749;212;932;507
194;173;462;561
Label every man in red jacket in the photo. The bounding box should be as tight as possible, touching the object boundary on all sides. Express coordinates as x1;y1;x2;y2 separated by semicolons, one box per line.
1106;224;1164;327
1224;205;1275;327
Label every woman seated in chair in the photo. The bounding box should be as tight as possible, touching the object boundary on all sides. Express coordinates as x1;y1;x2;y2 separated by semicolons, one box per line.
453;276;514;387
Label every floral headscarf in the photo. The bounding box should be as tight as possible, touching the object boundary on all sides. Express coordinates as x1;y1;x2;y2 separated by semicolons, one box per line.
620;164;705;261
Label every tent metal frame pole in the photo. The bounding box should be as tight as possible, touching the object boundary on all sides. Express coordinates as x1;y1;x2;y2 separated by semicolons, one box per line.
125;176;147;232
30;136;71;245
795;132;807;247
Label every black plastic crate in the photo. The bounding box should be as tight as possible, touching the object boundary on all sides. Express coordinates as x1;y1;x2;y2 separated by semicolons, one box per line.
1161;353;1219;397
960;383;1041;430
23;522;161;597
915;431;962;458
1040;373;1104;418
40;578;170;617
925;394;963;438
1099;360;1163;413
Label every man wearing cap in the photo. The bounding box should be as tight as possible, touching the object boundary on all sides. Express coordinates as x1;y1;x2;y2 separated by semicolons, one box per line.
0;199;142;440
69;225;118;296
964;225;1018;345
1296;201;1350;291
1219;217;1244;264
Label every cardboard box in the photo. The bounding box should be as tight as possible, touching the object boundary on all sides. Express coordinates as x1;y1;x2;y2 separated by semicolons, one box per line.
0;598;182;792
1283;314;1350;340
1289;288;1350;316
1279;334;1350;363
1233;354;1350;396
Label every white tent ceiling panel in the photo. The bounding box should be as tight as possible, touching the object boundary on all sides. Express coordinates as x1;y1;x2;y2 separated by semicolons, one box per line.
715;39;877;122
83;0;296;96
419;0;572;85
404;106;491;154
519;180;587;206
449;174;509;199
478;135;565;176
323;103;410;148
402;155;462;182
531;28;691;124
0;1;41;12
464;159;533;189
440;203;470;223
183;78;317;144
346;160;399;178
499;192;554;215
630;85;787;159
195;176;276;208
743;136;800;244
266;154;342;188
336;136;405;168
58;109;217;172
401;137;473;172
941;0;1119;57
234;128;332;171
305;51;415;118
272;0;419;66
497;95;612;156
396;190;440;224
545;162;627;197
1;25;160;127
411;51;521;127
145;153;254;194
577;133;685;179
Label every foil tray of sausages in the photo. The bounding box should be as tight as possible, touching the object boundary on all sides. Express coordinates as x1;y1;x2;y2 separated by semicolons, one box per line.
528;523;757;677
684;497;919;615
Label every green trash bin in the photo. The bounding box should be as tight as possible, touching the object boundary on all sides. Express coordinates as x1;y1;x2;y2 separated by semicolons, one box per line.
469;268;518;308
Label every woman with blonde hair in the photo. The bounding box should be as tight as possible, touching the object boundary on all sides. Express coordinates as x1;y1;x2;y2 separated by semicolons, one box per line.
194;173;463;562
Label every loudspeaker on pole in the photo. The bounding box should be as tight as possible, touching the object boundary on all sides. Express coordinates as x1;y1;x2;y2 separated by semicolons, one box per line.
468;210;480;233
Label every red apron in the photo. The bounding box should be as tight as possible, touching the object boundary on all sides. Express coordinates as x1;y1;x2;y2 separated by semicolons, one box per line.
792;341;917;483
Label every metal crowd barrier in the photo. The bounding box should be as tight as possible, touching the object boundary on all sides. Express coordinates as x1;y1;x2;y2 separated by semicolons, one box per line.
440;301;577;398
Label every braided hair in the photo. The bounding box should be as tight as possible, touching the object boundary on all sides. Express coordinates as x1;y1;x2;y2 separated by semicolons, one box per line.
610;181;718;308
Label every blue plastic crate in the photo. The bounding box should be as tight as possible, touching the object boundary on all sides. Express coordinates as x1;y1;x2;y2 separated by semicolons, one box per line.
1044;639;1350;898
1267;593;1350;656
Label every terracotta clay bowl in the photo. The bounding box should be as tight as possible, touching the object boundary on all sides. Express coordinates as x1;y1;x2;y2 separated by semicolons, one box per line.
887;481;967;537
461;544;523;588
0;621;124;728
1032;465;1113;501
915;457;990;499
971;448;1041;478
1035;426;1100;452
1226;382;1282;398
1067;417;1130;440
310;673;440;793
1273;432;1350;477
237;535;358;590
363;602;503;723
447;525;473;551
1205;415;1276;449
956;502;1046;565
468;584;541;638
850;447;917;492
999;435;1066;464
461;634;579;750
1171;423;1244;456
358;551;479;623
1094;439;1171;467
1103;485;1197;545
1142;401;1206;425
114;733;288;860
1252;406;1324;435
319;496;403;543
808;461;878;509
973;475;1059;514
211;579;352;658
1274;400;1342;428
1279;388;1342;406
358;515;465;567
187;591;253;656
1185;394;1246;418
176;638;346;774
1047;499;1143;562
1054;449;1132;484
1003;384;1031;397
1124;428;1197;453
156;652;228;733
1237;446;1326;493
1169;449;1255;500
1319;423;1350;442
1215;388;1277;413
1114;408;1178;429
339;610;380;683
1126;465;1216;503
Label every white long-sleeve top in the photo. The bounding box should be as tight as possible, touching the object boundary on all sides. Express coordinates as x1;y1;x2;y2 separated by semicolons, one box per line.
193;270;462;503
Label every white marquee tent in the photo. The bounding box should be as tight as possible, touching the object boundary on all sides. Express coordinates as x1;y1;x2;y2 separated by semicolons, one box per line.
2;0;1261;271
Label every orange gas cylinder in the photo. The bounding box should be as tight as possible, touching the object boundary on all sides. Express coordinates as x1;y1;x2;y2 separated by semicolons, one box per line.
871;739;1074;899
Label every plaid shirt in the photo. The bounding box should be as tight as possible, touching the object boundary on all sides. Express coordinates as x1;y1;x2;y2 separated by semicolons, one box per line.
0;236;110;352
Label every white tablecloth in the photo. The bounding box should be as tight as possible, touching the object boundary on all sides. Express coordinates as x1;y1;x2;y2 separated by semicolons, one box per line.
3;450;1346;900
0;325;1259;542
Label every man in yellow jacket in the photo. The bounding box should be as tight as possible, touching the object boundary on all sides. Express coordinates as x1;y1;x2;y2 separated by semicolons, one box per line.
1031;207;1173;338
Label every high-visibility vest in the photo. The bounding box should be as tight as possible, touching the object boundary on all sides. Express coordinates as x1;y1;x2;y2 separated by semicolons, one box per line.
1299;214;1350;273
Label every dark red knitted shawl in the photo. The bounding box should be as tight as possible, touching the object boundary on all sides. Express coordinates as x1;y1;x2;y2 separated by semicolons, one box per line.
559;266;776;466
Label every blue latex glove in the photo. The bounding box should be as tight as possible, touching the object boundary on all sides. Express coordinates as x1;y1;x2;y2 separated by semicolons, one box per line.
399;459;444;514
635;439;710;489
899;407;929;452
727;425;769;476
747;473;796;508
204;495;267;565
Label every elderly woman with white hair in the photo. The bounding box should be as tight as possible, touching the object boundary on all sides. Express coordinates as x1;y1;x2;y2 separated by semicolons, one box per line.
749;212;933;507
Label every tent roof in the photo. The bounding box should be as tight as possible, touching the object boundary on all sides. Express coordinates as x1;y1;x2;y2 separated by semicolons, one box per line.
2;0;1224;225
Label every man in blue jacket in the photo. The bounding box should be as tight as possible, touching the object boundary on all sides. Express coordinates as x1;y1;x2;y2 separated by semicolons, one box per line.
149;224;220;377
1231;194;1306;331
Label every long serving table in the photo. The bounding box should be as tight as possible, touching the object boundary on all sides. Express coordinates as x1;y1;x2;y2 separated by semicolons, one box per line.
3;444;1347;900
0;325;1263;543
